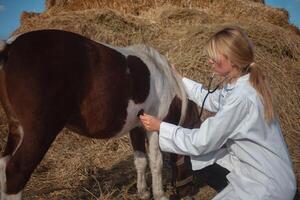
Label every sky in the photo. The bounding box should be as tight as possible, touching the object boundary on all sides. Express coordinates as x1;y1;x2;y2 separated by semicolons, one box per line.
0;0;44;40
265;0;300;28
0;0;299;40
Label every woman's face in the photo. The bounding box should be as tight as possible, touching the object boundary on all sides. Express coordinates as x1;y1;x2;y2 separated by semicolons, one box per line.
208;54;234;77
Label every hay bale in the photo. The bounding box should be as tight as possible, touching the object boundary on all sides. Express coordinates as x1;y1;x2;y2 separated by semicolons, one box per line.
206;0;289;27
45;0;210;14
14;9;161;46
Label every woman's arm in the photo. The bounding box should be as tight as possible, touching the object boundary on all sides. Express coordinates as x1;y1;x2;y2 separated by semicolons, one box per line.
171;65;221;112
182;77;222;112
159;94;250;156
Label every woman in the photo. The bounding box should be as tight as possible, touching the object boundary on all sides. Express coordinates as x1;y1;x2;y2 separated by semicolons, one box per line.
139;26;296;199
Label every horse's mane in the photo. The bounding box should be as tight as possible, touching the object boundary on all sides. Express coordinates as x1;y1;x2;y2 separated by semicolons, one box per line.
126;44;188;126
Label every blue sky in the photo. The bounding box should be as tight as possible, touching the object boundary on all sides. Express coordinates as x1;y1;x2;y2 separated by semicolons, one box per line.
265;0;300;28
0;0;299;40
0;0;44;40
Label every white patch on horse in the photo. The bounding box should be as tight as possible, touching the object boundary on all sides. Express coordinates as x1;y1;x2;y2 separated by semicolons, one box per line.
12;126;24;156
0;156;10;200
133;151;150;199
6;35;19;45
147;131;167;200
115;100;145;137
5;191;22;200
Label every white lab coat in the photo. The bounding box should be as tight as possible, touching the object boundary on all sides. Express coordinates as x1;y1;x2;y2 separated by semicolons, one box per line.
159;74;296;200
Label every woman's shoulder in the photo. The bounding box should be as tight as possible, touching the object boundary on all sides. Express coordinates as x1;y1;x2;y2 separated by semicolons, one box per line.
230;82;259;105
231;82;266;112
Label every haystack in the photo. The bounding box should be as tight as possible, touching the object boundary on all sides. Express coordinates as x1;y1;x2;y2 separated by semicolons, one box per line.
0;0;299;199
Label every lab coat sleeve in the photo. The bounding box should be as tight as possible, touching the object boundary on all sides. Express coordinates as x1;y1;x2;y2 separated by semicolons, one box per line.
159;94;250;156
182;77;221;112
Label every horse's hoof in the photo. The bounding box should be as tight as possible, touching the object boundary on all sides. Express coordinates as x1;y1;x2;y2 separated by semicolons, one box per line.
138;191;150;199
153;194;168;200
181;197;194;200
159;196;169;200
160;196;169;200
0;193;6;200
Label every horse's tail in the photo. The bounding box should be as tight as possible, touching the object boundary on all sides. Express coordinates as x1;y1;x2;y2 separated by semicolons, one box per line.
173;70;188;126
0;40;9;70
0;39;20;125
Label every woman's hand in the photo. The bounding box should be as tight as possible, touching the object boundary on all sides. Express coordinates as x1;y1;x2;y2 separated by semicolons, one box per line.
139;113;162;132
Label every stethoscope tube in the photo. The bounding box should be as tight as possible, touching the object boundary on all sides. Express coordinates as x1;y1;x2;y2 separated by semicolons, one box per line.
199;73;221;120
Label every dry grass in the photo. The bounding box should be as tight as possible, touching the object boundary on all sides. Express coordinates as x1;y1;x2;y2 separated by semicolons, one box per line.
44;0;289;29
1;0;299;199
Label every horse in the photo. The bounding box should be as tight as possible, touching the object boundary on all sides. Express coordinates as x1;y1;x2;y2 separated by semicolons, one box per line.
0;29;201;200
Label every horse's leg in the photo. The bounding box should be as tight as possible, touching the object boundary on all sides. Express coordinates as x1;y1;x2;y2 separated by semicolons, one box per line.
170;154;195;200
129;127;150;199
0;116;64;200
147;131;167;200
0;119;23;200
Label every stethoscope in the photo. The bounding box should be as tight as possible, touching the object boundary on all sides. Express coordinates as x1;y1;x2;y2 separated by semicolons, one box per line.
199;73;222;120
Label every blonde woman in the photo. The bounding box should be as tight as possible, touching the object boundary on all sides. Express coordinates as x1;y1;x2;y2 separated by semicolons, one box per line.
139;26;296;200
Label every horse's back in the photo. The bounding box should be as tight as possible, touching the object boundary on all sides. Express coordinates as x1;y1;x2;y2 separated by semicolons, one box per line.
4;30;89;123
5;29;93;93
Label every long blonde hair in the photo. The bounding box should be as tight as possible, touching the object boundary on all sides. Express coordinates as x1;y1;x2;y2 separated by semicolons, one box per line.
205;26;275;123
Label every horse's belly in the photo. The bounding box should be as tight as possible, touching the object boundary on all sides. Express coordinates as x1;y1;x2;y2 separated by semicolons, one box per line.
67;100;144;139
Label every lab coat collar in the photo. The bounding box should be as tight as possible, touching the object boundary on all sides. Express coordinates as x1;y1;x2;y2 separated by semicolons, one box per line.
224;73;250;91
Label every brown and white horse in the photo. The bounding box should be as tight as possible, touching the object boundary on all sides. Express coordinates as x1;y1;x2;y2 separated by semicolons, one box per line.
0;30;200;200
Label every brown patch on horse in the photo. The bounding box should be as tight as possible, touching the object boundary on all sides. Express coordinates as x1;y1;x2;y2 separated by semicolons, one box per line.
127;55;150;104
68;48;150;138
67;42;130;138
130;127;147;153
